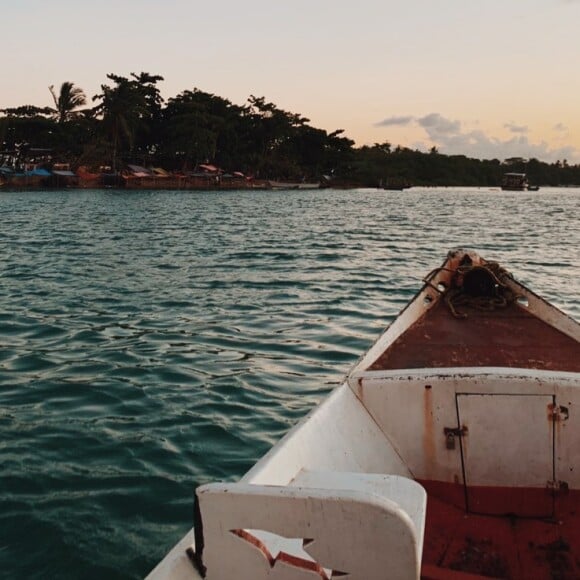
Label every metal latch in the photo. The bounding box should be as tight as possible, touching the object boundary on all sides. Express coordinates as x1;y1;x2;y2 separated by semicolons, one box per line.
547;480;569;494
444;426;468;449
549;405;569;422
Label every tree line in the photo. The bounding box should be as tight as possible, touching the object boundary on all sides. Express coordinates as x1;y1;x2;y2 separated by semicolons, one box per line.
2;72;580;187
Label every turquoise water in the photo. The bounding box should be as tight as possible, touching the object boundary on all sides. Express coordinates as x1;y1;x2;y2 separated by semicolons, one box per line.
0;187;578;579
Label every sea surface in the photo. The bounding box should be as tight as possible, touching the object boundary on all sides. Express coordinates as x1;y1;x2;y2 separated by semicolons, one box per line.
0;186;578;579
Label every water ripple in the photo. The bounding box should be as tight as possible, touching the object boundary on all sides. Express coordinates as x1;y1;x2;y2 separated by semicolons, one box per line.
0;186;578;578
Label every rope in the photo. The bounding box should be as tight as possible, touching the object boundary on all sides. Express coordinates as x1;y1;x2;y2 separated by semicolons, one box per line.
443;261;520;319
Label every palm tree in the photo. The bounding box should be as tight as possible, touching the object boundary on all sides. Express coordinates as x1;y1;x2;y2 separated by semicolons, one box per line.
92;74;150;171
49;82;87;124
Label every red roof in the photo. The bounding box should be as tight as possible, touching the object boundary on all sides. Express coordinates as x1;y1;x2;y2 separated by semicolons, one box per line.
198;164;219;173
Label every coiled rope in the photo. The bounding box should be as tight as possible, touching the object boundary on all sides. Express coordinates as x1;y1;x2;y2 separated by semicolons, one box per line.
424;260;520;319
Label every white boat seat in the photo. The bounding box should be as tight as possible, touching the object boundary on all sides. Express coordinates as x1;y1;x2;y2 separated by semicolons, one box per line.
196;470;427;579
289;469;427;558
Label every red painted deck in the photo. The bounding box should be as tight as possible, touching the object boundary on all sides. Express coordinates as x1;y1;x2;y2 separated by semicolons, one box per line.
371;290;580;577
370;299;580;372
420;481;580;579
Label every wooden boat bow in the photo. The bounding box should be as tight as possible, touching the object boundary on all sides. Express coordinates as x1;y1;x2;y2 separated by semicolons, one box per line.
149;249;580;580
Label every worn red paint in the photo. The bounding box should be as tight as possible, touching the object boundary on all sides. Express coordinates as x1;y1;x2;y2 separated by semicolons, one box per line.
230;529;275;565
277;552;329;578
370;299;580;372
418;480;580;579
231;529;332;578
423;386;436;477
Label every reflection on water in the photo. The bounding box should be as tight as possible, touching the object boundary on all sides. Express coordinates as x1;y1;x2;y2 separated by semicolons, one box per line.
0;187;578;578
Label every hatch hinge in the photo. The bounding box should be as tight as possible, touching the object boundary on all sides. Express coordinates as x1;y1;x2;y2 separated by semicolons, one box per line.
547;480;569;494
549;405;570;422
444;426;468;450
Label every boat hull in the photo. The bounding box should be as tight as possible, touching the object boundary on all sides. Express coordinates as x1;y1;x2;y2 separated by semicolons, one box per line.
149;250;580;580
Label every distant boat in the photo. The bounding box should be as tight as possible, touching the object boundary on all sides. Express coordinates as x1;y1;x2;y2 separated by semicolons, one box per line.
77;166;103;189
266;181;321;190
527;184;540;191
381;177;412;191
48;163;78;188
6;167;51;187
501;172;528;191
0;167;12;186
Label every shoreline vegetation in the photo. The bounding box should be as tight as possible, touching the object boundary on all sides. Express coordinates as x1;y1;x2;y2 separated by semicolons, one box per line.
3;72;580;190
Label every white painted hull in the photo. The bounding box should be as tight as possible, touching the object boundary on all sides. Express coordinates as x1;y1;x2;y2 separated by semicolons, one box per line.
149;250;580;580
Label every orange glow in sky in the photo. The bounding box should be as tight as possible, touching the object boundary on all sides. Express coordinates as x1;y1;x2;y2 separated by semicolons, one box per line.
3;0;580;162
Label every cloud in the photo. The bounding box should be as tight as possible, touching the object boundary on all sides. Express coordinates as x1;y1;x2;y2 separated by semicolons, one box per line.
374;115;414;127
504;122;528;134
417;114;462;139
375;112;579;162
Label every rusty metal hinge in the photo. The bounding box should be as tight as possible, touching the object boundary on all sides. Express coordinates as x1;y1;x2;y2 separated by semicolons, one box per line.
547;480;569;494
444;426;468;449
549;405;570;422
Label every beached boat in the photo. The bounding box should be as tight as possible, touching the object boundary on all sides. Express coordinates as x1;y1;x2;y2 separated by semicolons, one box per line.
148;249;580;580
0;167;10;186
266;181;321;190
48;163;79;188
501;172;529;191
5;167;52;188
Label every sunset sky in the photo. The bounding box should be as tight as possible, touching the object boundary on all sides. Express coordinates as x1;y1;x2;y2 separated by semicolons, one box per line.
3;0;580;162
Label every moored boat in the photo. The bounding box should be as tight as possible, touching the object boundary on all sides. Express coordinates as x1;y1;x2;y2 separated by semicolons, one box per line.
266;181;321;190
382;177;412;191
0;167;10;186
5;167;52;188
48;163;79;188
148;249;580;580
501;172;529;191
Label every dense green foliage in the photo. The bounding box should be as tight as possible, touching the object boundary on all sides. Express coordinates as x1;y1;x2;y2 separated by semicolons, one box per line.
2;73;580;186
